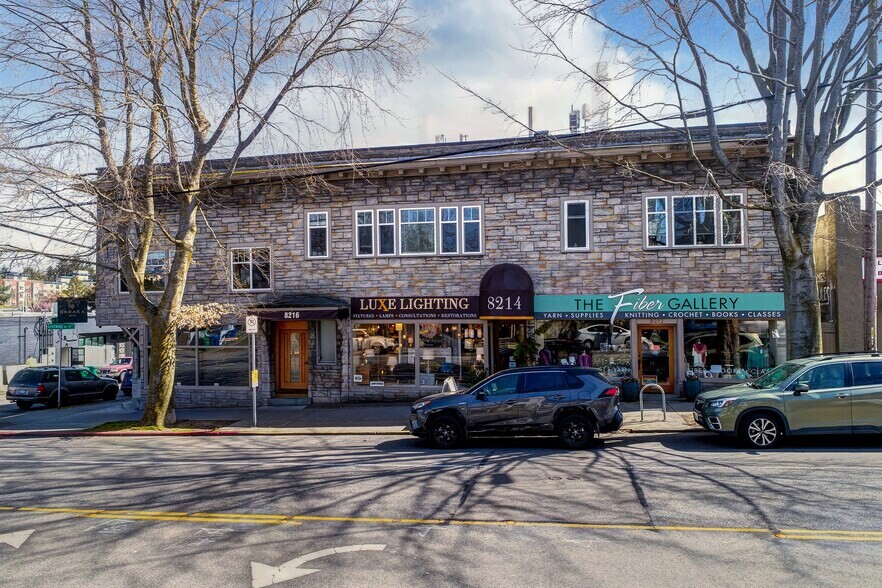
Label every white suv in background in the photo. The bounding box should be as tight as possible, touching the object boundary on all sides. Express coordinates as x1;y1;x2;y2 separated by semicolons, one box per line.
353;329;397;353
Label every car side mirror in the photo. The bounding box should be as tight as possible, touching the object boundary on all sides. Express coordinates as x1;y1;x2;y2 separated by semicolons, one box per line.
475;390;487;401
793;383;809;396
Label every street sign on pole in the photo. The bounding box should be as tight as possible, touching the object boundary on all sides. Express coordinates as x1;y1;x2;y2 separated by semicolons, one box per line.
47;322;75;330
245;315;258;334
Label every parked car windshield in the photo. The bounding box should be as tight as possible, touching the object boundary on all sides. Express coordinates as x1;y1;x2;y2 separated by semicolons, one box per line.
752;360;808;389
111;358;130;365
10;370;42;385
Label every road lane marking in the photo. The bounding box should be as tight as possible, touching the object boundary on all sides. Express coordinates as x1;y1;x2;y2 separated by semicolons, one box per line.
252;544;386;588
0;529;35;549
2;505;880;541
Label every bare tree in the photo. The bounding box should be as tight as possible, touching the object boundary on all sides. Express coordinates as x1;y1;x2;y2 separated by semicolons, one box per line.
0;0;422;426
499;0;881;358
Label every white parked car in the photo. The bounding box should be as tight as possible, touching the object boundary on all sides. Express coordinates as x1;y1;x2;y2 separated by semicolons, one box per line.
577;324;631;349
353;329;396;353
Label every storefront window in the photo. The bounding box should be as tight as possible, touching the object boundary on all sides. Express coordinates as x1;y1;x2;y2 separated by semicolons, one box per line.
683;319;782;378
150;324;247;387
352;322;486;388
534;320;632;379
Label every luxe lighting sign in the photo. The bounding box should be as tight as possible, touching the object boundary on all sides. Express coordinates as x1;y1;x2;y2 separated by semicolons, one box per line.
534;289;785;320
351;296;479;320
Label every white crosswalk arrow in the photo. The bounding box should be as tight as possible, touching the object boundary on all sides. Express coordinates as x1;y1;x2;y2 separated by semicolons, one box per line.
251;544;386;588
0;530;35;549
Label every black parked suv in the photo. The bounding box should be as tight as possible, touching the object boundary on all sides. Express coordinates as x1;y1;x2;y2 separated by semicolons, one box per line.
409;366;623;449
6;367;120;409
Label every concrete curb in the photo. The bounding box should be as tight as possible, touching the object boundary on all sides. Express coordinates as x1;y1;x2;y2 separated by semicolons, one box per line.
0;427;702;438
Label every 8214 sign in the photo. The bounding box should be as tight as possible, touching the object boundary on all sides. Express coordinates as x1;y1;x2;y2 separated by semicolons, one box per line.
479;294;533;319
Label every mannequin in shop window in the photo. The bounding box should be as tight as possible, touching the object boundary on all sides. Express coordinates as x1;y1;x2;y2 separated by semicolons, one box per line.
692;339;707;368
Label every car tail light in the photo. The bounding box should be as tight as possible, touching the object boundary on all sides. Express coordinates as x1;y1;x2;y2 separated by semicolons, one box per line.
36;384;45;393
600;387;619;398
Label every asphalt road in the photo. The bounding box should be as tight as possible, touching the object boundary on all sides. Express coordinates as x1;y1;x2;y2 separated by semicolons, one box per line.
0;432;881;587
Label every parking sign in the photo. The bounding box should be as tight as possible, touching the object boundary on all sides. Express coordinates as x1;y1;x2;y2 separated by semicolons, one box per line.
245;315;258;334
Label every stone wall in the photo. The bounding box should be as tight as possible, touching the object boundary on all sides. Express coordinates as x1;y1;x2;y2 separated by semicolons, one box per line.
97;152;785;405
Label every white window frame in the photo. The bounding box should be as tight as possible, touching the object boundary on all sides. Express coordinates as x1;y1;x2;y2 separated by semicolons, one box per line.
306;211;330;259
377;209;396;256
353;204;483;258
461;205;483;254
720;193;746;247
355;210;374;257
440;206;459;255
562;200;591;251
644;193;746;249
230;246;272;292
645;196;669;249
671;194;716;247
119;250;174;293
398;207;437;256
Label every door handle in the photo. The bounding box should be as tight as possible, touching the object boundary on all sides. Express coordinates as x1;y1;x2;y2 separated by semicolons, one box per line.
502;399;518;405
836;393;850;399
551;395;567;400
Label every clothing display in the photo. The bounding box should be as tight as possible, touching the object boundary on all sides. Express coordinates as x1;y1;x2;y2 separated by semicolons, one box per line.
747;345;768;370
691;341;707;367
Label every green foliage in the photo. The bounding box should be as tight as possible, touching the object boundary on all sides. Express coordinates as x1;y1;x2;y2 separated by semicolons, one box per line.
514;336;540;367
0;282;11;306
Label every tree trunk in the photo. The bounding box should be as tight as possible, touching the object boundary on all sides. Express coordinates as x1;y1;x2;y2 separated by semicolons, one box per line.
781;249;822;359
140;320;178;427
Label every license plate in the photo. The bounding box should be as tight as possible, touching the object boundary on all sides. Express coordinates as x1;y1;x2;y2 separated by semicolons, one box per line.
693;410;703;423
410;416;419;430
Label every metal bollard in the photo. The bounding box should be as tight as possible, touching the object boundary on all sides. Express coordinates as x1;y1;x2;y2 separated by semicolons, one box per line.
639;384;667;421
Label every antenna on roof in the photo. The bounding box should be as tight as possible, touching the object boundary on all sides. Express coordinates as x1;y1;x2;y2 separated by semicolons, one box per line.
569;105;580;133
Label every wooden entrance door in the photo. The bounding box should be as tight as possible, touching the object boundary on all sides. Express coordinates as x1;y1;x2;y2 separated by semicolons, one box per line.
637;325;675;393
276;323;308;395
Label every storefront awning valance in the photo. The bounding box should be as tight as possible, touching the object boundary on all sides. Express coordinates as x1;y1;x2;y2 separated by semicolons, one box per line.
251;295;349;320
479;264;534;320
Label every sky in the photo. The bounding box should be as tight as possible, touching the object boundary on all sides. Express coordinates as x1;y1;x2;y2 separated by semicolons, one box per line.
0;0;877;264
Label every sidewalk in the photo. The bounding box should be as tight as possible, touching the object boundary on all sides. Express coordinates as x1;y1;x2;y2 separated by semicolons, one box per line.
0;396;701;436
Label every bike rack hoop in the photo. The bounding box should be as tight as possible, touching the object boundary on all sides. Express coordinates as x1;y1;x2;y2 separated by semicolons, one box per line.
639;384;667;421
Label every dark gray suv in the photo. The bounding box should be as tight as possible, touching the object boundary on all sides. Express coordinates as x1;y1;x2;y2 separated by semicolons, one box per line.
409;366;623;449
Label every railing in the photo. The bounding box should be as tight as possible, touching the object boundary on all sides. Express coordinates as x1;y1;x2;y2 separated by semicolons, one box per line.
639;384;667;421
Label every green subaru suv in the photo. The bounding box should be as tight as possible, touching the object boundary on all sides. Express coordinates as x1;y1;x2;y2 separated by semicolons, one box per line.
693;353;882;448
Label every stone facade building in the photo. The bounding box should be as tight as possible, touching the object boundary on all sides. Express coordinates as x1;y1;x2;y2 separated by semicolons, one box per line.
96;123;788;407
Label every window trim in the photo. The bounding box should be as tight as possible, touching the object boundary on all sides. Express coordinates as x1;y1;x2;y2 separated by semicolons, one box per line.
306;210;330;259
562;199;591;252
440;206;459;255
461;205;483;254
229;246;273;292
354;210;374;258
376;208;397;257
399;206;437;256
643;192;747;250
119;250;174;294
352;204;484;258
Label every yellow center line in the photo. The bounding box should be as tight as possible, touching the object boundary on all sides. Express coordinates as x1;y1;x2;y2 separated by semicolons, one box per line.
1;505;879;540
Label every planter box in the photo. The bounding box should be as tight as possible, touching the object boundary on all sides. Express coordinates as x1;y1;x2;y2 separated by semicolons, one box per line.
620;381;640;402
683;379;703;402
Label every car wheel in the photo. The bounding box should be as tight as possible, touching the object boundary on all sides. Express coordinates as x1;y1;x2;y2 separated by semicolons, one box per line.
428;415;464;449
103;387;119;401
739;412;782;449
15;401;33;410
557;414;594;450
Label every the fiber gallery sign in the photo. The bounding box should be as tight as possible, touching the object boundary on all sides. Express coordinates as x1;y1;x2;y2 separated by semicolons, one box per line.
534;289;785;320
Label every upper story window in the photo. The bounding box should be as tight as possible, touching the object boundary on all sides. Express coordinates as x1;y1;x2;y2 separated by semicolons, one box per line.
645;193;746;249
353;204;483;258
307;211;329;258
400;208;436;254
563;200;590;251
231;247;271;291
120;250;174;293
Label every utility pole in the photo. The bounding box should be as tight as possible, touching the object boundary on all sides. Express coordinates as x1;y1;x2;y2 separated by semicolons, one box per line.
864;0;879;351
